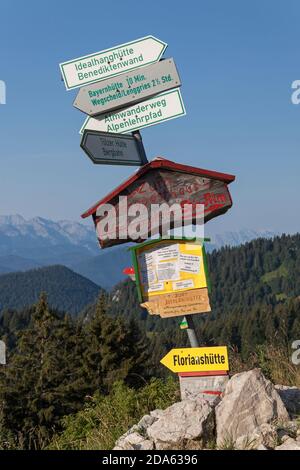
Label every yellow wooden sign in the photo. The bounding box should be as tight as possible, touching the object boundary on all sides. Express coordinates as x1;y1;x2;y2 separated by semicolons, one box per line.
141;287;211;318
160;346;229;373
135;239;209;300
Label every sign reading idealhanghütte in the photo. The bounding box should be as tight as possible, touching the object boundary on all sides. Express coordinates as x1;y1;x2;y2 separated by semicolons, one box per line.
60;35;167;90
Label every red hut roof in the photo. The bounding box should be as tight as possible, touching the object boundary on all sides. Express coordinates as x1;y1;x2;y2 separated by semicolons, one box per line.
81;157;235;218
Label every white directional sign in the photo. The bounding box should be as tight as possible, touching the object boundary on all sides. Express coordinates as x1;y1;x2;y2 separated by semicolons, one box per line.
60;36;167;91
80;130;148;166
80;89;186;135
73;58;181;116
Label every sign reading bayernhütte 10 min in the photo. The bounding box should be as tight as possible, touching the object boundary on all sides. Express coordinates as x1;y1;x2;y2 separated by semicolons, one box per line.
60;36;167;90
73;58;181;116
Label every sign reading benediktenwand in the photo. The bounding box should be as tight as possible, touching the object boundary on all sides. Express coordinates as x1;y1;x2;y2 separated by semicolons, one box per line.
60;36;167;90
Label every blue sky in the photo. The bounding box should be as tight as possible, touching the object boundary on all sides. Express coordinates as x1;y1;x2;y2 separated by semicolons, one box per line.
0;0;299;235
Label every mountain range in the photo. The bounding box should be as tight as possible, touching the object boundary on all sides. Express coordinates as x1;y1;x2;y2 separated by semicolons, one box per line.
0;214;277;289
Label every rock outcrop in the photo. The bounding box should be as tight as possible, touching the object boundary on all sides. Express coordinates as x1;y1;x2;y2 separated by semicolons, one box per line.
215;369;289;447
114;369;300;451
147;398;215;450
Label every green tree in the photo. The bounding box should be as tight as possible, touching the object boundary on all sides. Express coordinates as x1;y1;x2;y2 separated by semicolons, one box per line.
0;293;86;449
82;294;150;393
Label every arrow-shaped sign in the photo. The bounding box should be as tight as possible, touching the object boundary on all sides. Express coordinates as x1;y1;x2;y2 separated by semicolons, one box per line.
80;130;148;166
80;89;186;135
60;35;167;90
73;58;181;116
160;346;229;373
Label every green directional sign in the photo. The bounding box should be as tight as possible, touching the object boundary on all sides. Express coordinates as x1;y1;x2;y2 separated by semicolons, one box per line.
80;89;186;135
60;35;167;91
73;58;181;116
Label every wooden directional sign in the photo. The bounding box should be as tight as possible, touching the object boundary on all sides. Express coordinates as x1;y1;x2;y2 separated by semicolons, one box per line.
60;35;167;90
80;89;186;134
80;130;148;166
73;58;181;116
160;346;229;374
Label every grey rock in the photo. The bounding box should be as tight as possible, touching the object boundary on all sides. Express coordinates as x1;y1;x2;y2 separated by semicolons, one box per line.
275;438;300;450
235;423;277;450
256;444;268;450
150;409;164;420
114;432;154;450
216;369;289;447
275;385;300;416
147;398;215;450
137;414;157;432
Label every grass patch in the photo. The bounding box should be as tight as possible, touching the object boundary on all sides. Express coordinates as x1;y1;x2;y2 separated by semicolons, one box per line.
49;377;179;450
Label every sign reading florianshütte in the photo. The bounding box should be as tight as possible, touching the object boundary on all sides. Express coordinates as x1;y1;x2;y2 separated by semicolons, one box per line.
80;130;148;166
160;346;229;373
73;58;181;116
80;89;186;134
60;36;167;90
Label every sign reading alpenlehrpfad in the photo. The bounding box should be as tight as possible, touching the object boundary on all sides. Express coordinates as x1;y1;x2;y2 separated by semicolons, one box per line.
60;36;167;90
80;89;186;134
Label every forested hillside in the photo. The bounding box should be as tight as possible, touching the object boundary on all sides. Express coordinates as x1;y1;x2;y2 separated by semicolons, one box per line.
0;265;102;315
0;233;300;449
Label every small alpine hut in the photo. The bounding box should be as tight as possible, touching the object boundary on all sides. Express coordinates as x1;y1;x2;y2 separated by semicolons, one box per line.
81;157;235;249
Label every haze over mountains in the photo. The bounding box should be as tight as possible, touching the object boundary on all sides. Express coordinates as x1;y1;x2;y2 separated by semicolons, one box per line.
0;214;277;289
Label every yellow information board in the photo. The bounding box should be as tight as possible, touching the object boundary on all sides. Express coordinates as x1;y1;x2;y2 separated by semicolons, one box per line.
160;346;229;373
134;239;209;300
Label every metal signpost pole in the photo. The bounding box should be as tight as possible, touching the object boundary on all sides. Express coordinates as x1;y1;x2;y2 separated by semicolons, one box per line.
183;315;200;348
132;130;148;165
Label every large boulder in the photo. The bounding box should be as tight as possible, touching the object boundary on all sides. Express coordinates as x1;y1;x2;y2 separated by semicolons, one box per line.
147;398;215;450
275;438;300;450
275;385;300;417
216;369;289;447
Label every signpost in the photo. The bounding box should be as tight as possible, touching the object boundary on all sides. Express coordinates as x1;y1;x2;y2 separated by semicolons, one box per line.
79;89;186;135
60;35;167;90
80;130;148;166
73;58;181;116
160;346;229;374
59;35;236;402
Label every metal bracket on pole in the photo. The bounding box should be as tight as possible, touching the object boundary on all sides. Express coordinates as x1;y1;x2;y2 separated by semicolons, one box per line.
132;130;148;165
183;315;200;347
